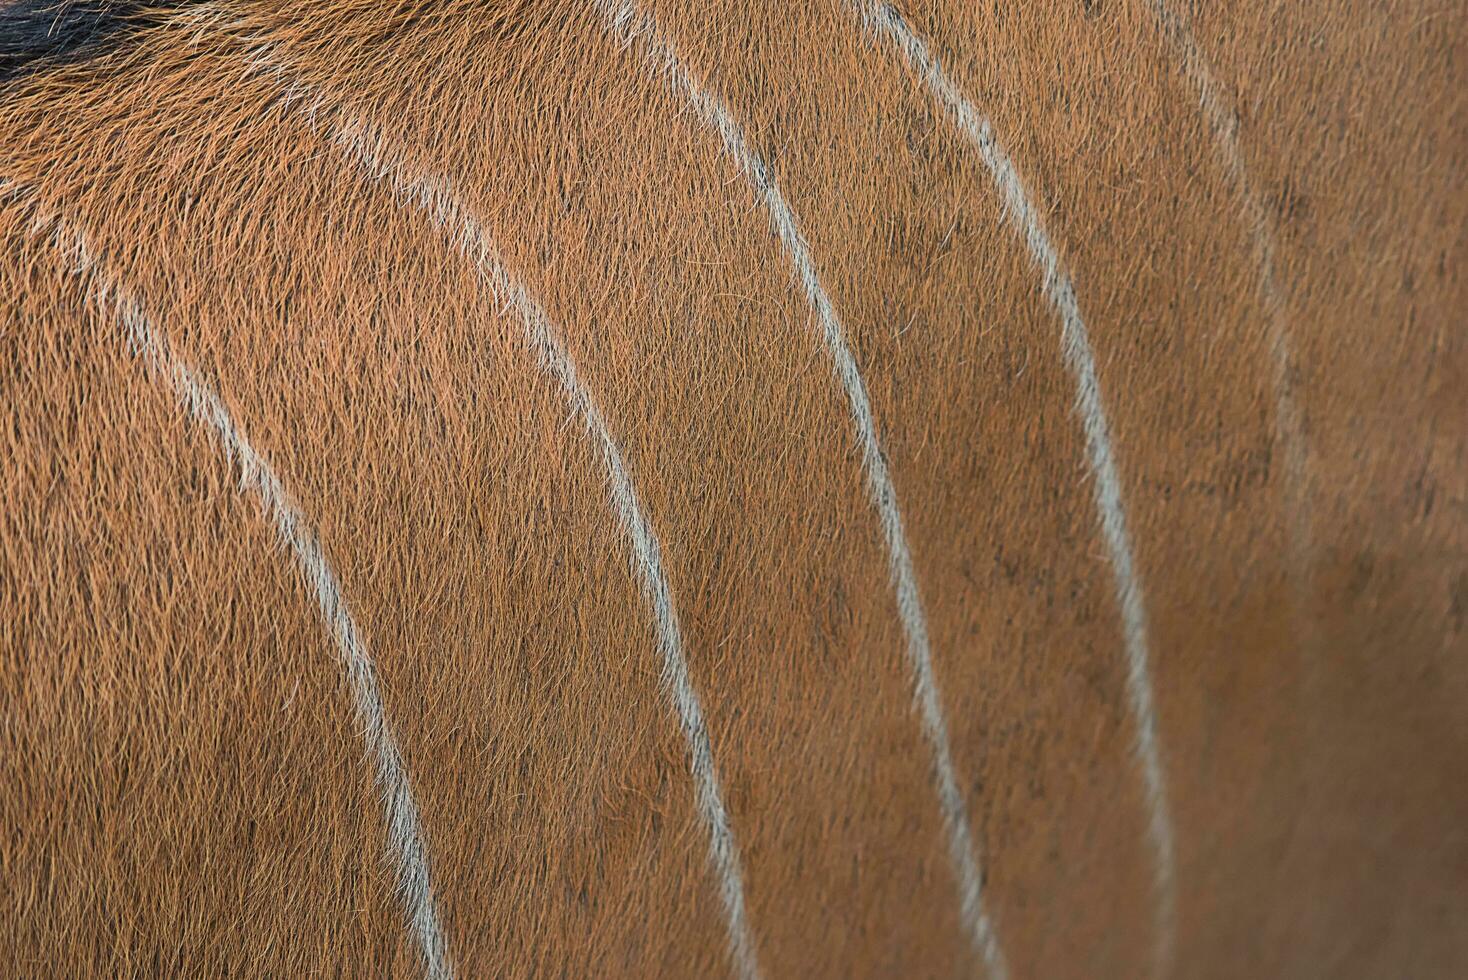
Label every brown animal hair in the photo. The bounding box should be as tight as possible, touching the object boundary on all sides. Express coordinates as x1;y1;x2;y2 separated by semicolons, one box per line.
1;1;1463;977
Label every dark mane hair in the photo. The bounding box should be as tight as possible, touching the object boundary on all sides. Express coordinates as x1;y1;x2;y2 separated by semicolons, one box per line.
0;1;196;83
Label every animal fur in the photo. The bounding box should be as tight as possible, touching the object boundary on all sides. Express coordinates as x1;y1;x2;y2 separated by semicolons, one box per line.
0;1;1463;977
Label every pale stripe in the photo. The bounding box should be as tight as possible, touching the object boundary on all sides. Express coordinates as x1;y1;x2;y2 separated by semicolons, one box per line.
1145;9;1316;968
589;2;1009;977
850;2;1179;974
0;178;455;980
1147;2;1312;604
241;61;764;980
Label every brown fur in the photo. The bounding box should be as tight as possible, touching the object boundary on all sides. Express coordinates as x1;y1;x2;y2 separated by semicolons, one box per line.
1;1;1464;976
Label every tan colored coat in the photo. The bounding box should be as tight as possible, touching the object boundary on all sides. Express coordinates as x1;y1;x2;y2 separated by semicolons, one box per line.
1;1;1463;976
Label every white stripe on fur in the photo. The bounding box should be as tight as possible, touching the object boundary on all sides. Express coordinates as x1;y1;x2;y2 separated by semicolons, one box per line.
264;83;766;980
0;178;456;980
850;3;1179;975
1147;0;1311;608
589;3;1009;977
1145;10;1315;967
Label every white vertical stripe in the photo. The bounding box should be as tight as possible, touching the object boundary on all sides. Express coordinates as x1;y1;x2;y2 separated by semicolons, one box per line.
1145;10;1316;970
1147;1;1311;603
588;3;1009;978
0;178;456;980
243;64;764;980
850;3;1179;975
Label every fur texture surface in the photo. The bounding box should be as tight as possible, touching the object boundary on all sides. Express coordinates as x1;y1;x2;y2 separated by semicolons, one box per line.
0;1;201;82
0;1;1463;977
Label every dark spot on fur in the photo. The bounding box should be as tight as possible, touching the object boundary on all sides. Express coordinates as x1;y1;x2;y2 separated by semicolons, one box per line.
1449;571;1468;635
0;0;204;85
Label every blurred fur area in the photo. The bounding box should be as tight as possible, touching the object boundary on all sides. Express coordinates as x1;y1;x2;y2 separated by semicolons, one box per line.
1;1;1463;976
